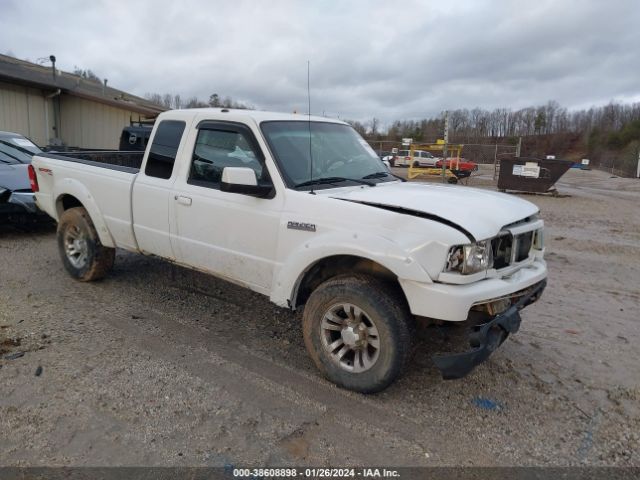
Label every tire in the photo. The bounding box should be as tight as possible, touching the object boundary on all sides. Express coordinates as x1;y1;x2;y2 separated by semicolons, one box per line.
412;161;420;168
57;207;115;281
302;274;414;393
447;177;458;184
389;158;395;167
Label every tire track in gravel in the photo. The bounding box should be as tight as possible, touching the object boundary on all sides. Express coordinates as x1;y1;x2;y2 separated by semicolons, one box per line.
76;281;490;466
0;228;491;465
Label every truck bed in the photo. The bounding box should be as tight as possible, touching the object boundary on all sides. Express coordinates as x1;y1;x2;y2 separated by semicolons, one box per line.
32;151;144;251
39;151;144;172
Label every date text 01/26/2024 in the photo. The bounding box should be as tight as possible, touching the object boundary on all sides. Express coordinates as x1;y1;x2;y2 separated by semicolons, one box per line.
233;468;400;478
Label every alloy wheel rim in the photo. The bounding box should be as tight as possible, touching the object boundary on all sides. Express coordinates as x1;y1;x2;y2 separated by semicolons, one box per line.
64;225;89;268
320;302;380;373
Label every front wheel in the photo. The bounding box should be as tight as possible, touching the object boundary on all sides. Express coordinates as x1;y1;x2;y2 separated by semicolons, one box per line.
302;275;414;393
57;207;115;281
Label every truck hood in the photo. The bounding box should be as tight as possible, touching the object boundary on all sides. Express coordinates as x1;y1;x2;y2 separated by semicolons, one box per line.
329;182;539;241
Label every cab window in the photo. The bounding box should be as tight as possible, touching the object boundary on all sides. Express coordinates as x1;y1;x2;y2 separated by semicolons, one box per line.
144;120;186;179
188;125;264;189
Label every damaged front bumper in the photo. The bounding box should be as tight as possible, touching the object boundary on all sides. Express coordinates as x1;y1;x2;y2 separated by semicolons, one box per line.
432;279;547;379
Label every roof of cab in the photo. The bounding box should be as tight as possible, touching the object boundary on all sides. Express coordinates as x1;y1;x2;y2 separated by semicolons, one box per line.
156;108;348;126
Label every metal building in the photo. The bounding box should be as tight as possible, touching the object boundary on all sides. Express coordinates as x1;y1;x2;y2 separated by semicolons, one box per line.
0;54;164;149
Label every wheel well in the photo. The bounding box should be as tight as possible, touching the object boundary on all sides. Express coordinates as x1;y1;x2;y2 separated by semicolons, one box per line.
56;194;83;217
293;255;400;309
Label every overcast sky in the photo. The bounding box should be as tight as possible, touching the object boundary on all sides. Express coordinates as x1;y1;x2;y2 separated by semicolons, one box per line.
1;0;639;123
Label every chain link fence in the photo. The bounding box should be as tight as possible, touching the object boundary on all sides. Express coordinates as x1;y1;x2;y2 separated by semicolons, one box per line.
367;140;517;178
458;144;517;164
367;141;400;158
587;142;640;178
367;140;516;160
368;138;640;179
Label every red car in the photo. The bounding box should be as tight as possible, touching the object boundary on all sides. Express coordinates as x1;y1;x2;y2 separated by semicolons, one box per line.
435;157;478;175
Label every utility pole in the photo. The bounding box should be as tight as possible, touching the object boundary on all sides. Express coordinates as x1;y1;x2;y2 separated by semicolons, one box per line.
636;149;640;178
516;136;522;157
441;111;449;183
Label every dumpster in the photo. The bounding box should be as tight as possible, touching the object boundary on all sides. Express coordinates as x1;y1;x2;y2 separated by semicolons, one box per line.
497;157;573;193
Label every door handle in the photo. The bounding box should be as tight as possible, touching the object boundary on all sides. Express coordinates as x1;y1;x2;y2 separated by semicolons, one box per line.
175;195;192;206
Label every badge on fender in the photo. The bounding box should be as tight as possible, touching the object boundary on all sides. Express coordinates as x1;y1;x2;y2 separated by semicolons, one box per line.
287;221;316;232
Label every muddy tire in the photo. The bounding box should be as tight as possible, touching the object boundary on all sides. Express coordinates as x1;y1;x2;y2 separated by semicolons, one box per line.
57;207;115;281
302;274;414;393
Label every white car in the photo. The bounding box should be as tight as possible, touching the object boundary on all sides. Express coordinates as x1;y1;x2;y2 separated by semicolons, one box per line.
31;108;547;393
393;149;438;167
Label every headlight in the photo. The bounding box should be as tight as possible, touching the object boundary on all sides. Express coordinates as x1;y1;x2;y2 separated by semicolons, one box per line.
446;240;494;275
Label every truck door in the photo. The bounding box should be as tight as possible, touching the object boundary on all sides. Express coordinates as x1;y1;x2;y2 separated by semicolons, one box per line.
132;120;186;259
171;121;281;293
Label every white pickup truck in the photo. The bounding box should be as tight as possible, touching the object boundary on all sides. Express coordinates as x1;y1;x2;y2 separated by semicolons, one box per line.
30;108;547;393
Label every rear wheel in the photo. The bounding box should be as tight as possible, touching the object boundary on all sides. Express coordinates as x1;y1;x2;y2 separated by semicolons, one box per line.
412;160;420;168
302;275;414;393
57;207;115;281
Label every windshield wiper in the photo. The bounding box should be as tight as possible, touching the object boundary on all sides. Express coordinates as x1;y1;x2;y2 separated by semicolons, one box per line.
362;170;406;182
362;171;390;179
294;176;375;189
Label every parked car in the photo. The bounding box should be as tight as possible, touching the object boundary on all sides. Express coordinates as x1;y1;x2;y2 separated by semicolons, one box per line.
433;157;479;180
393;149;438;167
435;157;479;172
31;108;547;393
0;131;48;223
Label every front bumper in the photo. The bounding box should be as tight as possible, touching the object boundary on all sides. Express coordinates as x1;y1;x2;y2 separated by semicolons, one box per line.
400;258;547;321
432;279;546;379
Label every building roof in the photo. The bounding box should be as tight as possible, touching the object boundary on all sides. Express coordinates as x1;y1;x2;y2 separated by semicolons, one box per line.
0;54;165;117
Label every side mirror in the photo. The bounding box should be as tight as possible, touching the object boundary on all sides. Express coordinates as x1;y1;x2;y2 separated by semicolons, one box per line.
220;167;273;198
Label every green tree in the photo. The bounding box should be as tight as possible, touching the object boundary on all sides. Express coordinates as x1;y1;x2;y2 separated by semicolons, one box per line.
208;94;221;107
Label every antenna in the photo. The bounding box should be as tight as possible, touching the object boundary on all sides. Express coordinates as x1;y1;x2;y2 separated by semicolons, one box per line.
307;60;315;194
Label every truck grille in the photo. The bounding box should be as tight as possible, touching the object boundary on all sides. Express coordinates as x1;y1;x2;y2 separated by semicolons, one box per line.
491;231;534;269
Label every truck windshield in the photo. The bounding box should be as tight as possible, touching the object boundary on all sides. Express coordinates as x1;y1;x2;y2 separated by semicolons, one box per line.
261;121;394;189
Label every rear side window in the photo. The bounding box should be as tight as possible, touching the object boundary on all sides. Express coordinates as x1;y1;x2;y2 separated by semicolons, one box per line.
144;120;186;179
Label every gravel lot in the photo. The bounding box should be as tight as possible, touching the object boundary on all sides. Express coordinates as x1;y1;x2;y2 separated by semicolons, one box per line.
0;167;638;467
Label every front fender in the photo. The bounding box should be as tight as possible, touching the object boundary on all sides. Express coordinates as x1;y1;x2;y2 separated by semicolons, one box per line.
270;230;433;308
54;178;115;248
